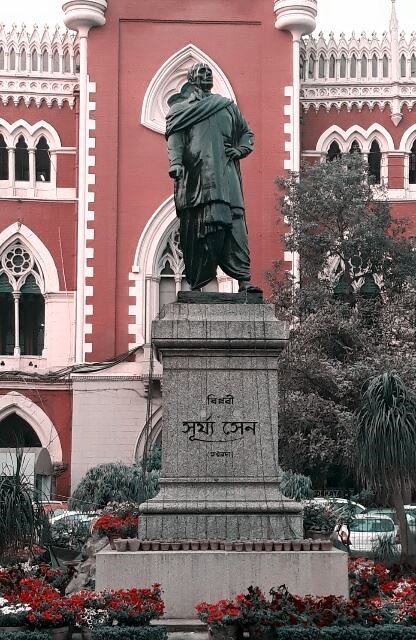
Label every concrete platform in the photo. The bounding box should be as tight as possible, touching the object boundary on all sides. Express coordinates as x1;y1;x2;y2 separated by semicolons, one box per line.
96;549;348;619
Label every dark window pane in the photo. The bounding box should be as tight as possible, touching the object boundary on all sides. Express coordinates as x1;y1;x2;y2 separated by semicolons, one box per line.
0;134;8;180
20;275;44;356
15;136;29;181
0;274;14;355
327;141;341;162
368;140;381;184
35;137;51;182
410;141;416;184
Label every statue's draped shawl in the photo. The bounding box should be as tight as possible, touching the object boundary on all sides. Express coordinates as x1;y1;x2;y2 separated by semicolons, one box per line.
165;94;232;138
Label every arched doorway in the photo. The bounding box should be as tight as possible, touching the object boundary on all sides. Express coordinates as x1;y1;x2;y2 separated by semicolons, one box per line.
0;413;42;448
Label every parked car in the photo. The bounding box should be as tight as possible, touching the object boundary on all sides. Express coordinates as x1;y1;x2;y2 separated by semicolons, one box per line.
335;514;396;552
366;508;416;535
50;510;97;526
310;497;366;517
39;501;68;519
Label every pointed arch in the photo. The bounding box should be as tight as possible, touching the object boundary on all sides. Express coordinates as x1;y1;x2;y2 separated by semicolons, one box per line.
0;223;59;292
0;392;62;463
141;44;237;134
316;123;394;154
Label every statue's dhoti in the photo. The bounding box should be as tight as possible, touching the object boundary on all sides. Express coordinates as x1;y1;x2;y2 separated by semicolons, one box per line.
179;202;251;290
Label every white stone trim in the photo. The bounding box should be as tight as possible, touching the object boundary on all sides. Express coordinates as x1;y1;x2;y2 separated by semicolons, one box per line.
315;124;395;154
134;405;163;462
141;44;236;135
0;222;60;292
0;391;63;463
399;125;416;152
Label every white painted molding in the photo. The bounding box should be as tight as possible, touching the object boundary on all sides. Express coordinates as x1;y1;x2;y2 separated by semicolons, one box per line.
0;391;63;463
0;222;60;292
399;124;416;152
315;123;395;153
133;196;177;275
0;118;62;148
141;44;236;135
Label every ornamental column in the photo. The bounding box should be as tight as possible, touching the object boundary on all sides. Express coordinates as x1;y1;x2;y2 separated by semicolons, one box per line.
274;0;317;284
62;0;107;363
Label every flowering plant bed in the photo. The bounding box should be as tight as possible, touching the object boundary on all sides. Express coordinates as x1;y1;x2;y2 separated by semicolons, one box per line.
92;515;139;539
0;595;31;626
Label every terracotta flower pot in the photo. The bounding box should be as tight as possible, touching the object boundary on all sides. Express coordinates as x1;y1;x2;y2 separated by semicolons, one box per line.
301;540;311;551
234;542;244;552
171;542;181;551
0;627;27;633
114;538;128;552
311;541;321;551
181;541;191;551
283;541;292;551
254;541;263;551
224;541;233;551
291;541;302;551
200;540;209;551
273;542;283;551
141;540;151;551
108;536;116;550
210;540;220;550
82;628;93;640
244;541;254;551
264;541;273;551
161;542;170;551
191;540;200;551
321;540;332;551
151;541;160;551
127;538;140;551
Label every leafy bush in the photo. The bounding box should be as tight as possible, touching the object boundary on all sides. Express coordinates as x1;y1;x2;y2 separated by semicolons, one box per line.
302;503;338;534
280;470;313;501
91;627;167;640
0;633;48;640
69;461;159;511
271;627;416;639
50;518;91;550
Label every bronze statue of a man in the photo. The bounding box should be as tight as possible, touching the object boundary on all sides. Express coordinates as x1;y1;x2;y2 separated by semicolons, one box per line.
165;63;260;292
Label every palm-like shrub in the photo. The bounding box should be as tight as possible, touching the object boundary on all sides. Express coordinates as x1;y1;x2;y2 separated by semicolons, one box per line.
280;470;313;501
0;451;46;562
355;372;416;563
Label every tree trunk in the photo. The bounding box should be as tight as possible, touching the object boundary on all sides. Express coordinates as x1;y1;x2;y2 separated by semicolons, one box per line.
392;485;416;566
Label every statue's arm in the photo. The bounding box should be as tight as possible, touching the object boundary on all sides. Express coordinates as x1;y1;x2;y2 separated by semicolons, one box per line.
167;131;185;179
225;105;254;160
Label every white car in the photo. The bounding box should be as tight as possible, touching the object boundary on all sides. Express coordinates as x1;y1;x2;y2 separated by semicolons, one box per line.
50;511;97;526
310;497;366;517
335;514;396;552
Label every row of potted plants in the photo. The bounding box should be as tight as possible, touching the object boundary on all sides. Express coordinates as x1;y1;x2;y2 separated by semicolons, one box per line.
112;539;333;552
195;559;416;639
0;568;165;639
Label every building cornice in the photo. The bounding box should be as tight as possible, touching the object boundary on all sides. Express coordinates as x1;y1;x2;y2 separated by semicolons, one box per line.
301;81;416;113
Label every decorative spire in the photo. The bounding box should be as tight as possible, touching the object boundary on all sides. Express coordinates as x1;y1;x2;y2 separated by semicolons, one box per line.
390;0;399;34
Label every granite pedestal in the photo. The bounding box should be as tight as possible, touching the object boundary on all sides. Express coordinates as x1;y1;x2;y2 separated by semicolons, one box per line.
138;301;303;541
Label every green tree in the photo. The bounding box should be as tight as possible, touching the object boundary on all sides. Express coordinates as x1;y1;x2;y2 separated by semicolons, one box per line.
355;372;416;563
273;154;416;490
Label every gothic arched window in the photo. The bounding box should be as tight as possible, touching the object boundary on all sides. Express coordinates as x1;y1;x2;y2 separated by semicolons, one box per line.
41;50;49;73
383;55;389;78
329;55;336;78
0;48;4;70
361;54;368;78
0;241;45;357
15;136;29;182
308;54;315;79
411;54;416;78
9;49;16;71
340;55;347;78
349;140;361;154
31;49;38;72
35;137;51;182
401;54;407;77
20;48;27;71
409;140;416;184
371;54;378;78
318;55;325;78
368;140;382;184
52;50;60;73
350;55;357;78
0;134;8;181
327;140;341;162
63;51;71;73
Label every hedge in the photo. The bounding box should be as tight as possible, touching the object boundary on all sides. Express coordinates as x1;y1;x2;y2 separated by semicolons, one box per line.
273;627;416;640
0;633;48;640
90;626;168;640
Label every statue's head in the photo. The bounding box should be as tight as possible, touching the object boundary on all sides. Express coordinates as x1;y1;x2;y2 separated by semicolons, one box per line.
187;63;213;92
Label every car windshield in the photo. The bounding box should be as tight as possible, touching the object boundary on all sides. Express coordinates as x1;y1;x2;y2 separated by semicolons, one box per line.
350;518;394;533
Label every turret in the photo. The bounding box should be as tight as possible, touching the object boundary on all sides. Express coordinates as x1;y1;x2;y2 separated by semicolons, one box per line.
274;0;317;41
62;0;107;35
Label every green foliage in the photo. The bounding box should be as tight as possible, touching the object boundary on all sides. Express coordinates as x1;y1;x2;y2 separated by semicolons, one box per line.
91;626;168;640
302;503;338;534
371;533;400;563
280;470;313;501
0;450;47;562
69;460;159;511
270;627;416;639
50;518;91;551
0;634;48;640
272;154;416;491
